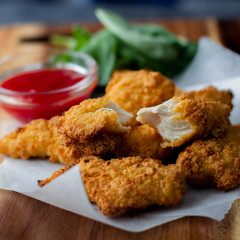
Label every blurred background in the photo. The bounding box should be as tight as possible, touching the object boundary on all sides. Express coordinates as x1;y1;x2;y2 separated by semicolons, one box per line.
0;0;239;24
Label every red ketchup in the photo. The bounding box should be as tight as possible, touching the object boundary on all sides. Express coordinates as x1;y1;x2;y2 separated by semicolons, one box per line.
0;68;96;123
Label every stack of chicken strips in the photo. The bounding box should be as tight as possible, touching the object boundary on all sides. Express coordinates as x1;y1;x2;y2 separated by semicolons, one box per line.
1;69;239;216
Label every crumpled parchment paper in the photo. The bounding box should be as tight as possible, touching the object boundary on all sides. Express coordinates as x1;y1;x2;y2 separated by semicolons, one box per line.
1;38;240;232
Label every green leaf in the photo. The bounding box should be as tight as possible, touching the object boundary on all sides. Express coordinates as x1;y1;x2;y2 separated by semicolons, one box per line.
116;40;198;77
134;24;177;42
72;26;91;50
96;9;178;60
81;30;118;86
51;8;198;87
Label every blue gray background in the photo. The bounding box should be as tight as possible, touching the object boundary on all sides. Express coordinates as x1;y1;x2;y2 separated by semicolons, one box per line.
0;0;239;24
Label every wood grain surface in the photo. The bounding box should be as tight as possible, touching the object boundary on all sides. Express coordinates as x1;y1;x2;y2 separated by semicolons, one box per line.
0;19;240;240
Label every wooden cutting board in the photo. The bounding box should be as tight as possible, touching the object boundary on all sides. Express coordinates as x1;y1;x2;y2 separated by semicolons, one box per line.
0;18;240;240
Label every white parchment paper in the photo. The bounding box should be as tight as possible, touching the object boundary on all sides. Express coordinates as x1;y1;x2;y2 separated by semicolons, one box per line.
1;37;240;232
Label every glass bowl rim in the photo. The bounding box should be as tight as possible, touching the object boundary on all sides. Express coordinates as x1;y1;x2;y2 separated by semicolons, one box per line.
0;51;98;96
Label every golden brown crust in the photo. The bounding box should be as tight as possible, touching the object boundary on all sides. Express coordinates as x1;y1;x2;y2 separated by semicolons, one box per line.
0;114;124;165
0;118;51;159
165;96;231;147
79;156;186;215
55;97;131;158
46;116;82;165
116;124;173;160
64;134;122;159
105;69;175;126
183;86;233;110
176;97;230;136
177;125;240;190
0;97;132;164
0;116;82;165
57;97;130;144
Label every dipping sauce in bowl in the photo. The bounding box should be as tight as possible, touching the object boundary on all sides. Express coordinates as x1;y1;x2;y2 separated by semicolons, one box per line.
0;51;98;123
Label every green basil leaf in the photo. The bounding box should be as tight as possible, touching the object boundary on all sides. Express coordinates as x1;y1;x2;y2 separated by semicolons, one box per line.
81;30;118;86
96;9;178;60
72;26;91;50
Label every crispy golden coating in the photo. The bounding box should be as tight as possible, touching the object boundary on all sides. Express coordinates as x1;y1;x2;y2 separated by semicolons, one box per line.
137;96;231;148
0;97;133;164
46;117;82;165
105;69;175;125
51;118;123;162
38;156;186;215
79;156;186;215
64;135;123;159
116;124;173;160
173;96;231;140
0;118;51;159
173;97;230;143
57;97;130;146
0;116;81;165
0;113;127;165
177;125;240;190
183;86;233;110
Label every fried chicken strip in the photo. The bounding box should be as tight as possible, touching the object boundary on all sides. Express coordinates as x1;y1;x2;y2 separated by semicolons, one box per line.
0;116;81;165
175;86;233;110
116;124;173;160
0;118;52;159
0;97;133;164
177;125;240;191
39;156;186;215
105;69;175;126
137;96;230;147
57;97;132;148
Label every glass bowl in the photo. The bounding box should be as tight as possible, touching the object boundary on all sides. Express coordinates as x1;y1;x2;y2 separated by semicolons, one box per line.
0;50;98;123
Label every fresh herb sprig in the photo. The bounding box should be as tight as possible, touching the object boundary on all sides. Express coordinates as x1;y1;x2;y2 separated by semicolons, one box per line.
51;9;197;86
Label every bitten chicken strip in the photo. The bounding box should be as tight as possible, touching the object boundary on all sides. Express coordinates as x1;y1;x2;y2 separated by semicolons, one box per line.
175;86;233;110
57;97;132;147
116;124;173;160
177;125;240;190
38;156;186;216
105;69;175;126
137;96;230;147
0;98;133;164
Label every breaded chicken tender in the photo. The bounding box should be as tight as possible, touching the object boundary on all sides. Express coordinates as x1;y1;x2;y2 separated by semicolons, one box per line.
57;97;132;148
0;118;51;159
116;124;173;160
0;98;133;164
0;110;132;165
39;156;186;215
137;96;230;147
105;69;175;125
80;156;186;215
0;116;81;165
182;86;233;109
177;125;240;190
